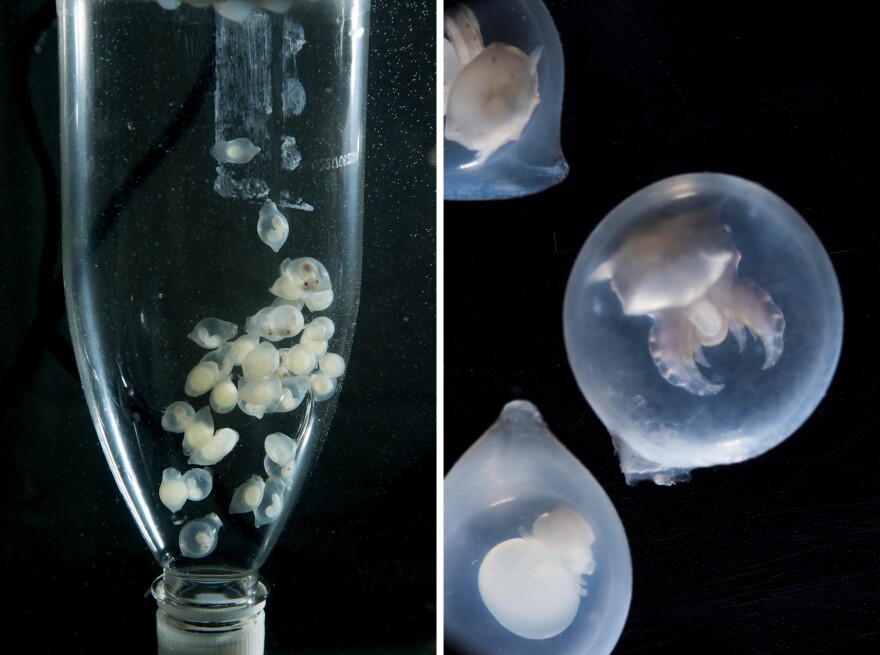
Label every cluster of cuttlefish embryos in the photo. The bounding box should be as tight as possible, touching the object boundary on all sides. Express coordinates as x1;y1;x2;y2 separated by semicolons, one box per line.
153;137;343;559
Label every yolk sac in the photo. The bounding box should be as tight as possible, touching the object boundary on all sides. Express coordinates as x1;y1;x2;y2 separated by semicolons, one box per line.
478;507;596;640
187;317;238;349
286;344;317;376
182;406;214;456
185;361;220;397
188;427;239;466
238;400;269;420
229;475;266;514
159;468;189;512
161;401;195;433
213;1;255;22
445;401;631;655
309;373;336;402
210;376;239;414
444;0;568;200
179;513;222;559
298;334;329;357
200;344;235;381
210;137;261;165
318;353;345;378
241;341;281;381
238;377;283;408
257;200;290;253
254;478;286;528
182;468;213;501
303;317;335;342
564;173;844;484
229;334;260;367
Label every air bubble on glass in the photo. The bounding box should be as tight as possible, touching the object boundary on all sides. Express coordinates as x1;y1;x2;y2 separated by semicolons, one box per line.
179;513;223;559
445;400;631;655
563;173;843;484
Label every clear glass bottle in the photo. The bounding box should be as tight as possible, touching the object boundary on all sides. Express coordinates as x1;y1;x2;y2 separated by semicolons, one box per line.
58;1;369;651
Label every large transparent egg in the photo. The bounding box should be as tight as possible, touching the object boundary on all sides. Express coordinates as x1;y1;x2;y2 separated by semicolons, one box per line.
445;401;631;655
444;0;568;200
564;173;843;484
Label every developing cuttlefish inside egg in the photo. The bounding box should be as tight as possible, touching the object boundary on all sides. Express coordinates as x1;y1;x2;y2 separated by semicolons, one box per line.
590;208;785;396
444;4;542;166
478;507;596;640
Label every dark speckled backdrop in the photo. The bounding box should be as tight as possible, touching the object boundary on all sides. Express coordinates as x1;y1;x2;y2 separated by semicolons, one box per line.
444;1;878;654
0;1;434;653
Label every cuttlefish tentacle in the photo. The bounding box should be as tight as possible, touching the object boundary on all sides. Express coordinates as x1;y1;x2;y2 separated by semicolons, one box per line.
649;311;725;396
712;278;785;369
445;4;484;66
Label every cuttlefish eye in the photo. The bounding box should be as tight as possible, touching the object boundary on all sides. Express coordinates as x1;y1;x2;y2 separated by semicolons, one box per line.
564;173;843;484
445;401;632;654
444;0;568;200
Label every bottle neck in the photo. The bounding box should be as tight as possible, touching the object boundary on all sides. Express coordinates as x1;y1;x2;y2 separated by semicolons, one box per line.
152;567;269;655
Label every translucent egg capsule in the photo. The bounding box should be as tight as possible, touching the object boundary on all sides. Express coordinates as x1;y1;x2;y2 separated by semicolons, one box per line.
254;478;286;528
185;361;220;397
270;296;305;311
182;406;214;456
303;317;335;342
238;376;283;408
228;333;260;366
564;173;843;484
238;400;269;420
187;317;238;349
229;475;265;514
309;373;336;402
444;0;568;200
275;376;310;413
182;468;213;501
265;432;296;466
210;137;261;165
161;401;195;433
188;427;239;466
213;1;254;23
264;453;296;486
262;305;304;341
286;343;317;376
257;200;290;253
241;341;280;381
298;334;329;357
445;401;631;655
279;256;332;293
319;353;345;378
159;468;189;512
303;288;334;312
210;376;239;414
199;343;234;382
179;513;222;559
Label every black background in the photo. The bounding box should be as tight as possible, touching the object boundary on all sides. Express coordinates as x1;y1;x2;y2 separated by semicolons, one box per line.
0;1;434;653
444;1;878;653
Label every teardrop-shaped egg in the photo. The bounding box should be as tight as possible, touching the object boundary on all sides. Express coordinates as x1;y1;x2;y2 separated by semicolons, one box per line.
257;200;290;253
445;400;631;655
